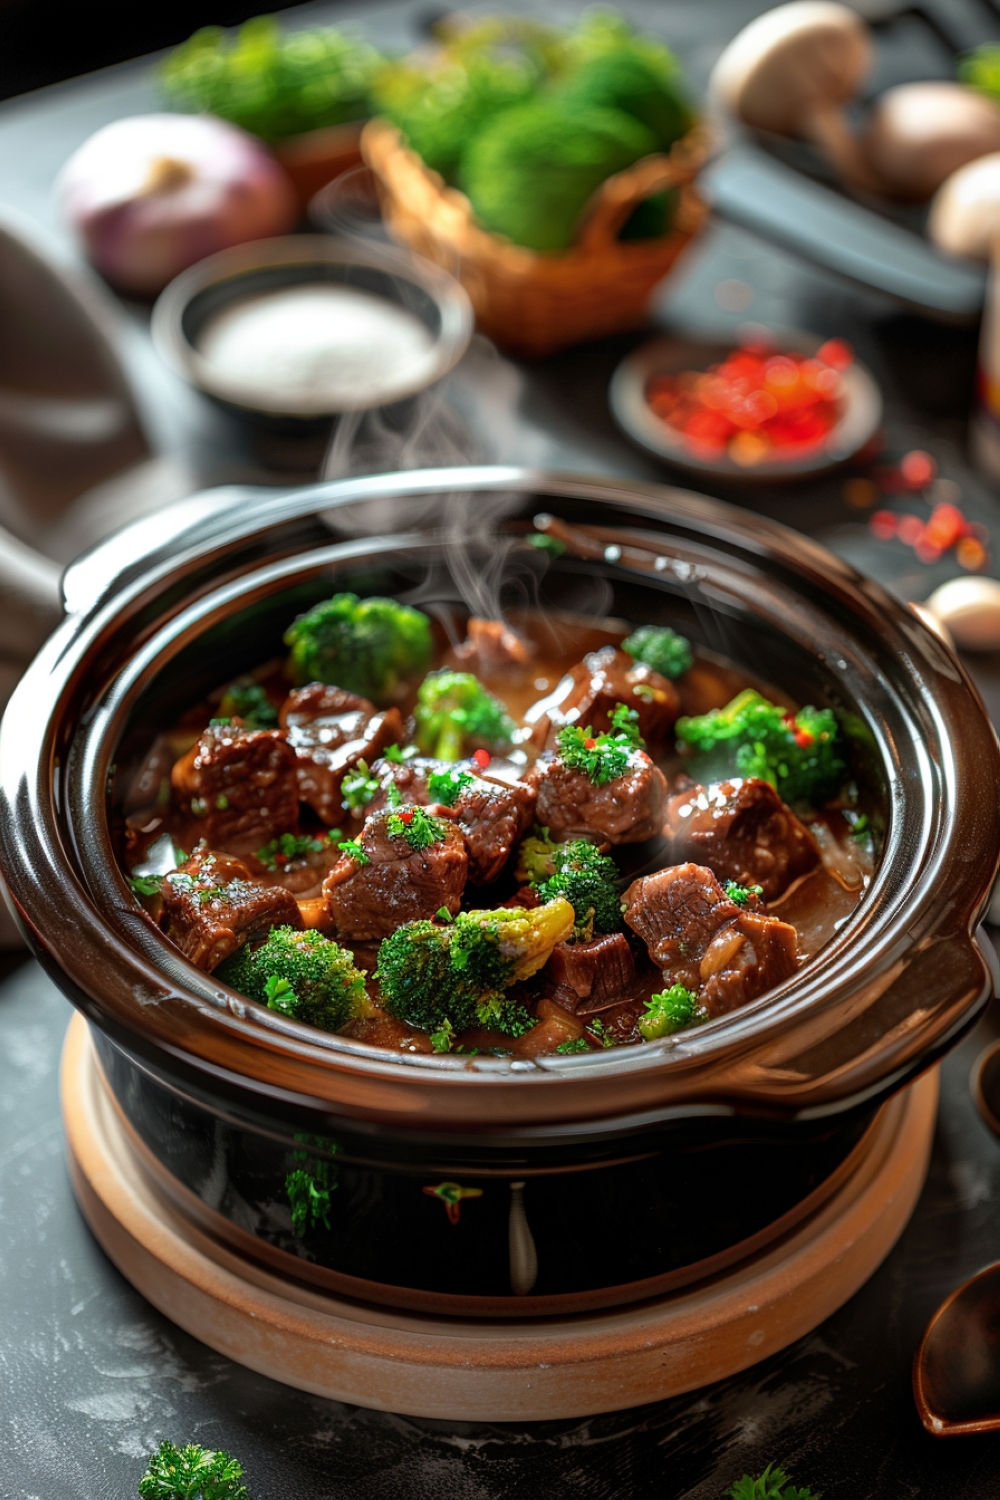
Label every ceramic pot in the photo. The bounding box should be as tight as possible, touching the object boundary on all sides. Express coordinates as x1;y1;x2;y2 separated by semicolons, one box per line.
2;467;997;1314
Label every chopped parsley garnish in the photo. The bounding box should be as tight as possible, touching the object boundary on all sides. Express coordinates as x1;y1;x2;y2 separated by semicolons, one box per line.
724;880;764;907
427;767;474;807
337;837;370;865
341;760;380;814
430;1017;455;1052
557;702;645;786
386;805;448;851
255;832;329;869
435;905;454;923
556;1036;590;1054
639;983;704;1042
129;874;163;897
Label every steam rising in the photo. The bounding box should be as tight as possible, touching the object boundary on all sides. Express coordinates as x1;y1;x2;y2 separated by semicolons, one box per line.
315;180;613;633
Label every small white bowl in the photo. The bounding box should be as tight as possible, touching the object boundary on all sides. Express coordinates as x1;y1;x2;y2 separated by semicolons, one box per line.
609;329;883;481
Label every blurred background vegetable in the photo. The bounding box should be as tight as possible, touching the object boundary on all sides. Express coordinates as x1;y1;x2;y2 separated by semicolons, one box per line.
373;8;695;251
57;112;297;296
161;16;383;141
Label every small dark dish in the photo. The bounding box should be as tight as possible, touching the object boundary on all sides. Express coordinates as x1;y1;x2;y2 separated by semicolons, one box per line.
1;467;996;1315
150;234;472;423
610;330;882;481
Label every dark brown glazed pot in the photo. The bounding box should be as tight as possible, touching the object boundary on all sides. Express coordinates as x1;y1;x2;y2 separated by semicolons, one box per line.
2;466;998;1313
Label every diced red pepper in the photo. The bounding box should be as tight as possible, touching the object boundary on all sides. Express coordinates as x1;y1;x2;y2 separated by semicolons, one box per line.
472;748;491;769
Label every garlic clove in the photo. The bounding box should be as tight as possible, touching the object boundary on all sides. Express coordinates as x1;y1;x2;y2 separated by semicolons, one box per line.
924;576;1000;651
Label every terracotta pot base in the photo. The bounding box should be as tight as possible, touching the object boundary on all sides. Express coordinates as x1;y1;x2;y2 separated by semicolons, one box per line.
61;1013;938;1420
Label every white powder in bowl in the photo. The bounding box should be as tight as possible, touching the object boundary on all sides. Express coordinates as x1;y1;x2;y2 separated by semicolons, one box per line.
195;283;438;410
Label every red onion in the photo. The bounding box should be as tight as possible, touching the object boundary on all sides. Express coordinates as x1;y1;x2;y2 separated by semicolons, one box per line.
58;113;298;297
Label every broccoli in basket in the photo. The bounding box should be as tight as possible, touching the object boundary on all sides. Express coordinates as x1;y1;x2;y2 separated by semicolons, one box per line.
219;927;369;1033
676;689;846;806
376;899;574;1036
283;591;431;704
459;97;657;252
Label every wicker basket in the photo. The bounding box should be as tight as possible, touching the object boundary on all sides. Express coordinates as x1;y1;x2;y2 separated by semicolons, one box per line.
361;118;710;358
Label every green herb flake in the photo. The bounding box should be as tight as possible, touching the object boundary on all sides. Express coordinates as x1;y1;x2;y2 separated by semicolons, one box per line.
338;837;370;866
427;768;475;807
556;1036;590;1054
255;832;328;870
430;1017;456;1052
724;880;764;908
129;874;163;898
341;760;381;814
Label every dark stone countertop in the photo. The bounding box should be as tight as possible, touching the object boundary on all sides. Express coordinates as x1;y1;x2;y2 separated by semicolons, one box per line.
5;0;1000;1495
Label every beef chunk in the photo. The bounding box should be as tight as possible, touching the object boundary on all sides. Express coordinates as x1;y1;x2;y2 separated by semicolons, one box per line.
623;862;798;1017
171;722;300;856
279;683;404;826
526;646;679;747
452;617;533;674
322;807;468;941
160;848;302;971
664;777;819;900
525;748;668;844
545;932;636;1014
369;757;536;884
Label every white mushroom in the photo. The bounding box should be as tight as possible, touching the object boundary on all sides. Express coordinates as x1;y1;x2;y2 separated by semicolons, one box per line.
928;152;1000;258
710;1;878;191
865;83;1000;201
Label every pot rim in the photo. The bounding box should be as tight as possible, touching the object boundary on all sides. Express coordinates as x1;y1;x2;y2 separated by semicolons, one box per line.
2;466;997;1139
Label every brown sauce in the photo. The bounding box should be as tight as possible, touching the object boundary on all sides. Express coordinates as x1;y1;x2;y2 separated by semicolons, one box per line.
119;612;872;1058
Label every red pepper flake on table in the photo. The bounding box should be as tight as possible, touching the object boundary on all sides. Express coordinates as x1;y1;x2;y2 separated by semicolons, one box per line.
644;338;853;466
864;450;989;571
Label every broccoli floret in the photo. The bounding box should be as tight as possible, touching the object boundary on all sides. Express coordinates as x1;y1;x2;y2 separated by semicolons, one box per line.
638;983;705;1041
676;689;846;806
559;12;695;151
556;702;645;785
284;592;432;704
413;670;515;761
138;1440;249;1500
216;676;278;728
219;927;368;1033
459;97;657;251
375;899;574;1033
516;831;623;935
622;624;693;680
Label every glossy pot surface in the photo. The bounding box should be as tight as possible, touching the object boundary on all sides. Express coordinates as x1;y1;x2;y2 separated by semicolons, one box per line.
1;467;998;1309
